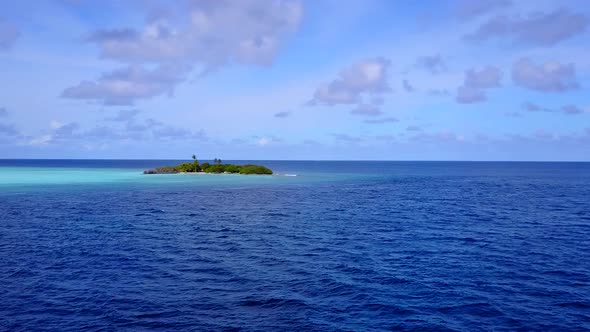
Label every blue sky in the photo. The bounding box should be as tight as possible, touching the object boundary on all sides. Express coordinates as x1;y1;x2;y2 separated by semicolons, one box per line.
0;0;589;160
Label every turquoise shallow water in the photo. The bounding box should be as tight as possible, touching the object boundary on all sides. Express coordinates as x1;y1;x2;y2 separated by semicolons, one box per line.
0;160;351;191
0;166;292;185
0;167;142;185
1;160;590;331
1;159;586;189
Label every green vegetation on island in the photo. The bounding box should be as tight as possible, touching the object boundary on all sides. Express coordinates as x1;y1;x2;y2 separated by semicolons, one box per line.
143;156;273;175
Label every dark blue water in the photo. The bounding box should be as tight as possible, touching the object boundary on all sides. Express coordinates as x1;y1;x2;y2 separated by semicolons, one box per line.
1;161;589;331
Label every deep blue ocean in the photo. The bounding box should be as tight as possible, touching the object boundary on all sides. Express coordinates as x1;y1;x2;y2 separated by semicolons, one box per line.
1;160;589;331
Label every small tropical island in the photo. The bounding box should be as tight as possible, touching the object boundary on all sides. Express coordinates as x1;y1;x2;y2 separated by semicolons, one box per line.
144;155;273;175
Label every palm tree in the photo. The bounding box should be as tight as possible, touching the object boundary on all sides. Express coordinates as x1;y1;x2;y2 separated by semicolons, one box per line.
192;155;198;172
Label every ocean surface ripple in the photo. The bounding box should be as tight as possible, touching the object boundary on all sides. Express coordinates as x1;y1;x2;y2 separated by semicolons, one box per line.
1;161;589;331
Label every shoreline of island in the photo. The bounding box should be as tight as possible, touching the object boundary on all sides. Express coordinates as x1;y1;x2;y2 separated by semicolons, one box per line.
143;156;273;175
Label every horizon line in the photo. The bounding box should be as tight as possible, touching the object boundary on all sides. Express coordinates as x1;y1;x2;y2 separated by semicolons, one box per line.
1;158;589;163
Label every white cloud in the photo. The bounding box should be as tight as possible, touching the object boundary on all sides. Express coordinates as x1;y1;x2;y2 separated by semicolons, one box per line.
350;103;383;117
62;64;189;105
519;102;587;115
0;123;18;136
28;135;53;146
309;57;391;106
256;136;281;146
456;0;512;20
64;0;304;107
561;105;584;115
364;117;398;124
512;58;578;92
87;0;303;69
456;66;502;103
415;54;447;74
456;86;487;103
466;9;589;46
410;131;465;143
464;66;503;89
522;102;551;112
50;120;65;130
258;137;270;146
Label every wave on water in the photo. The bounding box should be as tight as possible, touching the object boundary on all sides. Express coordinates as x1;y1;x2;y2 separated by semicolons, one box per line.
1;161;589;331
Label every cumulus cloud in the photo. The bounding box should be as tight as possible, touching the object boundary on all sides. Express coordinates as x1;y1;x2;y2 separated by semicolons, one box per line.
0;18;19;50
50;120;65;130
28;135;53;146
82;126;128;140
519;102;586;115
363;117;398;124
274;111;291;118
255;136;282;146
456;66;502;103
53;122;81;139
456;0;512;20
415;54;447;74
561;105;585;115
62;64;189;105
25;121;81;146
309;57;391;106
511;58;578;92
110;115;205;140
86;0;303;69
0;123;18;136
26;114;206;146
456;86;486;103
464;66;503;88
309;57;393;120
66;0;303;106
522;101;551;112
466;9;589;46
350;103;383;117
